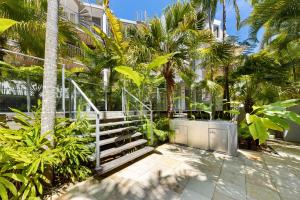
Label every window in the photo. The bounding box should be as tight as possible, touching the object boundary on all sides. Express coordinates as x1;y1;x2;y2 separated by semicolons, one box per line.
70;13;76;23
92;17;102;27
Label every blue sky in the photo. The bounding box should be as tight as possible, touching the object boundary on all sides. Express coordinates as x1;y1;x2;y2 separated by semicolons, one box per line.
88;0;262;51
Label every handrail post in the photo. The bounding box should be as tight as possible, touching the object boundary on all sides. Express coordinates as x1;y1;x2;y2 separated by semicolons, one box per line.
62;64;65;116
122;87;125;120
95;113;100;168
150;106;154;145
73;86;77;119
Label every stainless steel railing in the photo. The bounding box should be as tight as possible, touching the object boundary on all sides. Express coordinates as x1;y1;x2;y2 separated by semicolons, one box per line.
67;78;101;169
122;87;154;145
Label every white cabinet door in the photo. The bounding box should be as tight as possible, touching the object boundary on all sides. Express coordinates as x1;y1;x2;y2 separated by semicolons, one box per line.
174;125;188;145
209;128;228;153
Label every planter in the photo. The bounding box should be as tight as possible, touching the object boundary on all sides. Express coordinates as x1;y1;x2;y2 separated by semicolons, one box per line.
170;119;238;156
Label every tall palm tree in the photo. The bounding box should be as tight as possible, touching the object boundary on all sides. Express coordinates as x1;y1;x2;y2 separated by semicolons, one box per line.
40;0;59;138
220;0;240;113
127;2;213;117
191;0;241;113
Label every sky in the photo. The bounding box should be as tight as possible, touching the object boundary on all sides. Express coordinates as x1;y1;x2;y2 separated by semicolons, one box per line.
88;0;262;51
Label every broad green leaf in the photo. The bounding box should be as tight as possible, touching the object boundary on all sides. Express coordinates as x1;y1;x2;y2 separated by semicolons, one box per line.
3;173;28;183
0;183;8;200
270;99;300;108
287;111;300;125
0;177;17;196
224;110;240;115
253;116;269;144
147;53;176;69
115;66;143;87
105;7;123;44
261;118;283;131
0;18;17;34
266;115;290;130
22;184;31;200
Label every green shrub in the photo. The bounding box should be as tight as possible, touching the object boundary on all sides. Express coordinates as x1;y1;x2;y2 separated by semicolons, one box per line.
142;117;174;145
0;107;92;200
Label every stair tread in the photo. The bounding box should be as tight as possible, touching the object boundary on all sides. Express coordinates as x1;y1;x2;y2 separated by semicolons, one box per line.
96;146;154;174
90;120;142;128
99;132;143;146
100;139;148;159
91;126;137;136
86;114;150;121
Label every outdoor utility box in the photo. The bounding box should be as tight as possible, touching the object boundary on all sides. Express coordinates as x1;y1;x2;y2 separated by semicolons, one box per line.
170;119;238;156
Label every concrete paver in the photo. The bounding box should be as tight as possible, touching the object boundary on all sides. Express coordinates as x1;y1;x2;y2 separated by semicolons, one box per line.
57;141;300;200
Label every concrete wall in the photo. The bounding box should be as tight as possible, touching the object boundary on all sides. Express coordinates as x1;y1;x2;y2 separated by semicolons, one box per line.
284;105;300;142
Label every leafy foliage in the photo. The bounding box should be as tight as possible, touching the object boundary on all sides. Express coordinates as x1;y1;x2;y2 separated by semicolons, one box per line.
0;18;17;34
0;106;92;199
142;118;174;145
244;99;300;144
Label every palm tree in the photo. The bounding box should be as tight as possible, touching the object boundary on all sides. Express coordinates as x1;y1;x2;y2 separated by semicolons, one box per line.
40;0;59;139
244;0;299;48
191;0;241;113
191;0;218;32
0;0;77;58
243;0;299;82
127;2;213;117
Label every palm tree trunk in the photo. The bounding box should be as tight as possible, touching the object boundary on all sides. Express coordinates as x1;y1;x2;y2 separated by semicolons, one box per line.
222;1;230;115
164;65;175;118
166;78;174;118
222;2;226;41
223;64;230;111
41;0;59;140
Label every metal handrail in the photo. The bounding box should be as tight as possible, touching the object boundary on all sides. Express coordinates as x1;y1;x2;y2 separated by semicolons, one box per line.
122;87;153;145
68;78;101;169
122;88;151;111
69;79;100;114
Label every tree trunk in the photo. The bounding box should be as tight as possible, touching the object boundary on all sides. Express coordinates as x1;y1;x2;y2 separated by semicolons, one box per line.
222;2;226;41
223;65;230;112
222;1;230;116
41;0;59;140
164;66;175;118
244;96;254;114
293;64;296;82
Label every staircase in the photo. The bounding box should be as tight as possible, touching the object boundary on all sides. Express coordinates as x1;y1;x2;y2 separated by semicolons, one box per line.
67;79;154;175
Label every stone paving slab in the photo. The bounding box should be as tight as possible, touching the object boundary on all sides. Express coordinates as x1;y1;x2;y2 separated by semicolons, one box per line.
58;142;300;200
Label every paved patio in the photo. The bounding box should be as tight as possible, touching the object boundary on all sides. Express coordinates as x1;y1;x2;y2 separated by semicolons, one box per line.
58;142;300;200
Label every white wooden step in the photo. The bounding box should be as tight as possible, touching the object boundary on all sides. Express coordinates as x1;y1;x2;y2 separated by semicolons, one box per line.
96;146;154;174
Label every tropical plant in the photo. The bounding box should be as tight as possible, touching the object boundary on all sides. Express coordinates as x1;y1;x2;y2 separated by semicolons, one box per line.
0;18;17;34
127;1;213;117
199;79;223;119
0;0;78;58
142;118;174;145
54;115;92;182
0;106;92;199
244;99;300;144
244;0;299;50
